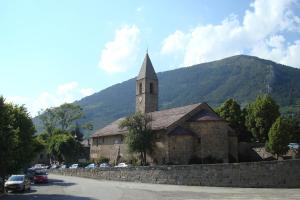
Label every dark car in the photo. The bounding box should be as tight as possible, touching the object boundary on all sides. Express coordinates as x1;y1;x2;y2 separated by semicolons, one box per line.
4;175;31;192
33;171;48;184
26;168;36;181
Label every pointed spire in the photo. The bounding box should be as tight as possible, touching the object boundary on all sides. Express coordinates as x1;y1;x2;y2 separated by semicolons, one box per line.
137;53;157;80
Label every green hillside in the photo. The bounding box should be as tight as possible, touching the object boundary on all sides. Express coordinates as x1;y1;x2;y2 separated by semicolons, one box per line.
34;55;300;137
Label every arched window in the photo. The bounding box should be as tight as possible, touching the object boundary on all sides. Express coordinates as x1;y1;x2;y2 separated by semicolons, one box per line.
139;83;142;94
150;83;154;94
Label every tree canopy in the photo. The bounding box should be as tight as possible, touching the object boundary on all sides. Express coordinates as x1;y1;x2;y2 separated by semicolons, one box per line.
38;103;91;164
0;96;37;179
39;103;84;134
216;99;251;141
245;95;280;142
119;112;154;165
267;117;291;157
47;130;80;163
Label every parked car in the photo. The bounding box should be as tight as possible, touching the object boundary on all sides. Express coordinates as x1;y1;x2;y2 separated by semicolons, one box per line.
115;162;131;168
60;164;67;169
288;143;299;150
85;163;97;169
33;164;48;170
4;175;31;192
69;164;79;169
26;168;36;181
99;163;111;168
33;170;48;184
50;164;59;169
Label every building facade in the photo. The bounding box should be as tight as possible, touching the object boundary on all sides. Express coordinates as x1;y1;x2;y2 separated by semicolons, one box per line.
90;53;238;165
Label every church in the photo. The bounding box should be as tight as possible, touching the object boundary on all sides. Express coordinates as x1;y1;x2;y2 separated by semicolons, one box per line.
90;53;238;165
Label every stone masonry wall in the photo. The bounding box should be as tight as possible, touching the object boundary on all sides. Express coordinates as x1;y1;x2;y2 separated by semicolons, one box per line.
50;159;300;188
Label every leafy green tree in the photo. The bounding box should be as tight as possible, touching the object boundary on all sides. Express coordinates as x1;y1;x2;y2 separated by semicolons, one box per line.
216;99;251;141
39;108;57;135
39;103;91;135
47;130;80;163
0;97;16;180
284;117;300;143
39;103;83;133
0;96;36;181
38;103;92;164
54;103;83;131
267;117;291;158
10;105;36;172
119;112;154;166
245;95;280;142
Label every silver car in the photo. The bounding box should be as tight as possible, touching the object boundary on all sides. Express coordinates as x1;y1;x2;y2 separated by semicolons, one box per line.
4;175;31;192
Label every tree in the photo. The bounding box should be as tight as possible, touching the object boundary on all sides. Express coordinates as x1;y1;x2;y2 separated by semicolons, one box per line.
267;117;291;158
10;105;36;172
284;117;300;143
0;97;16;180
119;112;154;166
39;108;57;135
216;99;251;141
0;96;36;181
38;103;92;164
40;103;83;133
54;103;83;131
47;130;80;163
245;95;280;142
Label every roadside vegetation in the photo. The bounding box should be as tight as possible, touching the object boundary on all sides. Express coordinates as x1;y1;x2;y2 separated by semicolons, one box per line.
216;94;299;158
0;96;41;188
37;103;92;164
119;112;154;166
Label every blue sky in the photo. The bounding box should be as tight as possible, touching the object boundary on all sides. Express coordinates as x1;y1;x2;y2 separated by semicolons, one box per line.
1;0;299;116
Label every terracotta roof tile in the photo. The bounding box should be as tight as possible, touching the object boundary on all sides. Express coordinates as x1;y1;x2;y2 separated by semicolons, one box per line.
188;109;223;122
92;103;201;138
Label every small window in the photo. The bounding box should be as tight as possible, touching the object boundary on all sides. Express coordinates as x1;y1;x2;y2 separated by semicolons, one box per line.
155;133;160;139
150;83;154;94
139;83;142;94
93;138;97;146
102;137;105;143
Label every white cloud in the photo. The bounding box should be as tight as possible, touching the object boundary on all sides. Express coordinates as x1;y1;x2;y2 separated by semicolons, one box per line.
57;81;78;95
161;0;300;68
99;25;140;73
161;30;187;55
7;82;95;117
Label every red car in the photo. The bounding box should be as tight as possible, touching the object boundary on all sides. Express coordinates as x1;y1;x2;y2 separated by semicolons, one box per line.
33;171;48;184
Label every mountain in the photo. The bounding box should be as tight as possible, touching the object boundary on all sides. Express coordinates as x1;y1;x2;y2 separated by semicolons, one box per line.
34;55;300;137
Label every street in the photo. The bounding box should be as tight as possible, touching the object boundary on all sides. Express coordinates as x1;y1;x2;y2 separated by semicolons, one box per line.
2;174;300;200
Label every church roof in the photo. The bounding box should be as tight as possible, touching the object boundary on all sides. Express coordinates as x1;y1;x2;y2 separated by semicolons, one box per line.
188;109;223;122
137;53;158;80
91;103;224;138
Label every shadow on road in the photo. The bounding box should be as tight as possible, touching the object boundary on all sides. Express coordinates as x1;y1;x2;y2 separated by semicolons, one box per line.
34;178;76;187
2;194;97;200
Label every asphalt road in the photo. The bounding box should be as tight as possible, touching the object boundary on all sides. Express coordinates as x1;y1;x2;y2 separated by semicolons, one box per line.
2;174;300;200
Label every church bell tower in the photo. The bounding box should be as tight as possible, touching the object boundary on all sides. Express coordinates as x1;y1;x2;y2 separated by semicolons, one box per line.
136;53;158;114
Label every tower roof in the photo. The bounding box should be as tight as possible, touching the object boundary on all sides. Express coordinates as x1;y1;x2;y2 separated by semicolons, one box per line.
137;53;158;80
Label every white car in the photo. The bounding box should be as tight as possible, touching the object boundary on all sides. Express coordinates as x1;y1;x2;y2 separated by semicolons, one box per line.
85;163;97;169
5;175;31;192
115;162;131;168
69;164;79;169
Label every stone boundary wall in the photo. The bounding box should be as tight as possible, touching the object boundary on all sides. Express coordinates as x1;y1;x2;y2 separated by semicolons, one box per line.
50;159;300;188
